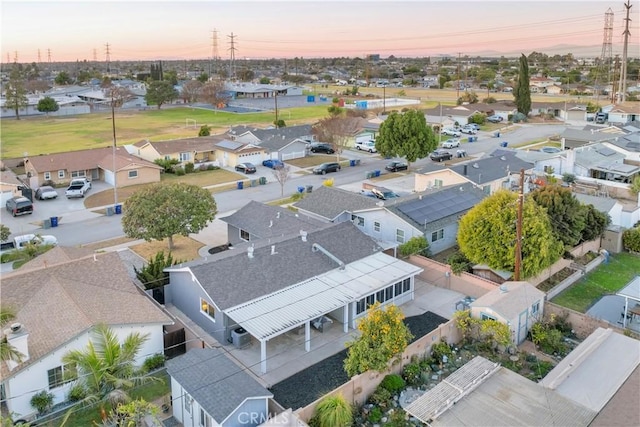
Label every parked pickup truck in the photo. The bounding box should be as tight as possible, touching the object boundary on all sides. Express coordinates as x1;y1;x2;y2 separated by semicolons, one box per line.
65;178;91;198
0;233;58;252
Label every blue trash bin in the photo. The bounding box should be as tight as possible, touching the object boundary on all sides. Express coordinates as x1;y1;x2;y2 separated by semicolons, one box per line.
374;170;381;177
115;204;122;214
350;159;356;167
501;141;508;147
237;181;244;190
50;216;58;227
297;186;305;193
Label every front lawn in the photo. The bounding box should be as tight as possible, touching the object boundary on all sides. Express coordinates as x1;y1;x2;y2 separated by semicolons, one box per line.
551;252;640;312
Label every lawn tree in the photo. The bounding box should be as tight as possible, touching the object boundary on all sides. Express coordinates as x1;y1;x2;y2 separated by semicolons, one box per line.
181;80;203;104
530;184;586;248
1;306;24;364
36;96;59;115
344;302;413;377
272;165;291;196
54;71;73;85
198;125;211;136
5;67;28;120
122;182;217;251
200;80;229;108
514;53;531;116
60;324;156;425
457;190;563;279
312;115;359;162
105;85;133;108
144;80;178;109
375;109;437;167
580;204;611;242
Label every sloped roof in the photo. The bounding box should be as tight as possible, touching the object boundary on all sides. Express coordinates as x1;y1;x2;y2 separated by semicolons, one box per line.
229;124;312;143
573;193;618;213
470;281;545;319
606;132;640;153
166;348;272;423
131;136;224;155
1;251;172;379
171;221;381;310
214;139;264;154
561;129;615;143
220;200;324;239
449;151;533;185
26;147;158;173
18;246;94;271
292;185;381;221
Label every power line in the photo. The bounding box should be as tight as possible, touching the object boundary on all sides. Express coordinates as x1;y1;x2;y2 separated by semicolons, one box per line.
616;0;633;103
227;32;237;79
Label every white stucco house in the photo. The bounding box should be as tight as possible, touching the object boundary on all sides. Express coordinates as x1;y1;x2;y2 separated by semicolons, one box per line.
0;249;172;420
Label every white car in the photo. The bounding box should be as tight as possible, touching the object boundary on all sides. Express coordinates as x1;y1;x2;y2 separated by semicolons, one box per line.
441;128;461;137
442;139;460;149
355;140;377;153
460;126;477;135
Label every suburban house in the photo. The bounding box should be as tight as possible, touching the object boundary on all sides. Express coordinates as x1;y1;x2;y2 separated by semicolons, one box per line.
213;140;267;167
227;125;314;161
471;102;517;121
565;143;640;184
468;281;545;344
0;166;24;205
423;105;478;127
164;221;423;373
0;94;90;119
224;82;304;99
353;119;381;146
606;103;639;124
23;146;162;189
220;200;323;246
603;130;640;164
0;249;173;419
574;193;640;229
293;185;382;223
167;348;273;427
128;136;224;166
560;128;619;149
529;76;559;93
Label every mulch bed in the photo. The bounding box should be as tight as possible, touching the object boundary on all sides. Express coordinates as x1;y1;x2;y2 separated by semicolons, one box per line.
269;311;447;410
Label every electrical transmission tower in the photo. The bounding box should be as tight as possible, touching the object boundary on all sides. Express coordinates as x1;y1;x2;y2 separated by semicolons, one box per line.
211;29;219;77
228;33;237;80
37;49;42;63
105;43;111;74
47;48;52;63
595;8;613;104
616;0;632;103
93;48;98;62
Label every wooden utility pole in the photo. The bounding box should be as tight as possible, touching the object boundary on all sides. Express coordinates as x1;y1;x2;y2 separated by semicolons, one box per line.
456;52;462;99
514;169;525;281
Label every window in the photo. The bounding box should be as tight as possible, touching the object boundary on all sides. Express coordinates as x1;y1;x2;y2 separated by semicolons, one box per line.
356;299;366;315
58;170;65;179
481;313;496;321
128;170;138;179
164;155;171;161
180;152;191;161
240;229;250;241
200;299;215;320
374;221;381;232
376;289;385;303
71;170;86;178
431;229;444;242
396;229;405;243
184;393;192;414
44;172;51;180
351;214;364;227
531;301;540;315
483;185;491;195
385;286;393;301
434;179;443;188
200;408;212;427
402;278;411;292
47;364;76;389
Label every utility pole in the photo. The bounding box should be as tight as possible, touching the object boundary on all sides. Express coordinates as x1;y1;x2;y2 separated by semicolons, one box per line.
111;90;118;206
617;0;632;103
47;48;51;64
456;52;462;100
37;49;41;63
274;90;279;126
514;169;525;281
105;43;111;74
611;55;620;104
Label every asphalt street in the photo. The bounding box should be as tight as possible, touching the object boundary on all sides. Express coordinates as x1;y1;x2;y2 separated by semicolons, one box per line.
0;123;569;251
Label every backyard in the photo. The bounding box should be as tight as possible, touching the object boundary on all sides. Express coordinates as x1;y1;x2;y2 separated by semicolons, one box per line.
551;252;640;312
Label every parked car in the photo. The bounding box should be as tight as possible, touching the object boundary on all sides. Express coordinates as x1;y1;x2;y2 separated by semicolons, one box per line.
312;162;341;175
371;187;398;200
487;115;504;123
430;149;453;162
460;126;477;135
442;139;460;149
385;161;408;172
262;159;284;169
65;177;91;198
235;162;257;174
5;196;33;217
355;140;377;153
35;186;58;200
467;123;481;131
309;143;335;154
441;128;461;137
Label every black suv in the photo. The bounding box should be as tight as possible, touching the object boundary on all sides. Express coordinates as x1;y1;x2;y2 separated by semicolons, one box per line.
312;162;341;175
6;196;34;217
309;143;335;154
430;149;453;162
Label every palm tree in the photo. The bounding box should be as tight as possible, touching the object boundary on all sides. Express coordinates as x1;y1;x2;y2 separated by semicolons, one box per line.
0;306;24;364
60;323;156;424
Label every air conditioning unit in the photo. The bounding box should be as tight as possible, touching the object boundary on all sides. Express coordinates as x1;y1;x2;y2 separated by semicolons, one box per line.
231;327;251;348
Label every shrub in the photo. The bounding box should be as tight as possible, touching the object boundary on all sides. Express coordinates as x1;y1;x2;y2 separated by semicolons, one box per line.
198;125;211;136
431;341;453;362
380;374;406;394
402;363;421;386
368;406;383;423
368;386;392;408
562;173;576;184
184;162;195;174
174;167;185;176
206;164;218;171
142;353;166;372
398;236;429;257
447;251;472;274
623;227;640;253
312;394;352;427
67;383;87;402
154;158;180;173
30;390;54;414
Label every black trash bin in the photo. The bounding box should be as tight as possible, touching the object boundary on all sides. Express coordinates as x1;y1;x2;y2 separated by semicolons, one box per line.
306;185;313;193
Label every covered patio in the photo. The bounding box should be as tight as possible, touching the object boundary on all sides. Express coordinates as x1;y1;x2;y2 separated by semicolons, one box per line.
586;276;640;333
619;276;640;329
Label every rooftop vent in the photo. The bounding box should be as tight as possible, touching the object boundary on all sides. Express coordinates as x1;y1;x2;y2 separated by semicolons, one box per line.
300;230;308;242
271;245;277;255
472;163;480;169
499;284;508;293
247;245;254;259
10;323;22;333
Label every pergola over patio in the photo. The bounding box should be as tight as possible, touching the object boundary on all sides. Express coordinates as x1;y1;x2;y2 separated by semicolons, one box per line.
618;276;640;328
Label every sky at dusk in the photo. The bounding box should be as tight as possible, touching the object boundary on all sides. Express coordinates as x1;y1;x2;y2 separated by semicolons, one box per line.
2;0;639;63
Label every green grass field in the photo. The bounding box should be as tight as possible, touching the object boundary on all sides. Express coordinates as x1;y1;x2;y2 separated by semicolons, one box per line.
551;252;640;312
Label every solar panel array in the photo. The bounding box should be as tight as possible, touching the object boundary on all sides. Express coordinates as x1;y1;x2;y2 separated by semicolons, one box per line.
397;188;483;225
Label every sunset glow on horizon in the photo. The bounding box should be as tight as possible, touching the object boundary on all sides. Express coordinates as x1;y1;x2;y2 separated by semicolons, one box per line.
2;0;639;63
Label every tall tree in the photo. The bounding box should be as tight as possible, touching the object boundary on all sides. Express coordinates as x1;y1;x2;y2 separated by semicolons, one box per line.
122;182;217;250
514;53;531;116
457;190;563;279
530;184;586;248
181;80;203;104
580;204;611;242
36;96;59;116
5;67;28;120
61;324;155;425
375;109;437;166
144;80;178;109
54;71;73;85
105;85;133;108
200;80;229;108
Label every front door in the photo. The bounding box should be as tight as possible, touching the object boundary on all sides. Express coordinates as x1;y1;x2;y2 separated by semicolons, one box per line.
518;310;528;344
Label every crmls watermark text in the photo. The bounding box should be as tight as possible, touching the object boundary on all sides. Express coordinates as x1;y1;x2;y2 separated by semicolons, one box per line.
237;411;291;424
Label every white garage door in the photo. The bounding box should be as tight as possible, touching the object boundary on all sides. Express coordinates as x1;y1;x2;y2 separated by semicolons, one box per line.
236;152;263;166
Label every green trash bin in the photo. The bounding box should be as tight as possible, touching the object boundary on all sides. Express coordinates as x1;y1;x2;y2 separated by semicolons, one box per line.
251;179;258;187
259;177;267;185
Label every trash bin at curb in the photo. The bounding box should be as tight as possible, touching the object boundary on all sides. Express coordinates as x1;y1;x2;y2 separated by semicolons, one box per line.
501;141;508;147
115;204;122;214
237;181;244;190
350;159;356;167
106;207;114;216
297;186;305;193
251;179;258;187
50;216;59;227
259;177;267;185
306;185;313;193
374;170;381;177
43;218;51;229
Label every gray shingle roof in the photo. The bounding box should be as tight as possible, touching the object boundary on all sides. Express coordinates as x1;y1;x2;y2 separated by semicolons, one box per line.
181;222;381;310
561;129;616;143
293;186;381;220
220;200;324;239
166;348;271;423
574;193;618;213
229;124;312;142
449;152;533;185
